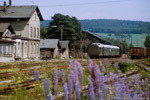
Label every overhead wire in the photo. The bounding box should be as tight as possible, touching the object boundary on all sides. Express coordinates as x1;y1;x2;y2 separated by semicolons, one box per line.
39;0;136;7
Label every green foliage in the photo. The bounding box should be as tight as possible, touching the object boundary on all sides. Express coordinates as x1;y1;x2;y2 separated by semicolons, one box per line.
144;35;150;48
83;55;90;59
47;13;82;47
80;19;150;34
118;62;135;73
40;27;47;39
107;38;129;54
55;55;61;59
41;19;150;34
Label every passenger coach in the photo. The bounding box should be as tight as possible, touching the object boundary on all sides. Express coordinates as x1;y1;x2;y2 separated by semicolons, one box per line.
88;43;120;57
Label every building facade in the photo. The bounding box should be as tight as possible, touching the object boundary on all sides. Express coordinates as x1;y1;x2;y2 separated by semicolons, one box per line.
0;1;43;59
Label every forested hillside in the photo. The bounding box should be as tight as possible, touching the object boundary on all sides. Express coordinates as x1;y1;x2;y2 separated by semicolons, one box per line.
41;19;150;34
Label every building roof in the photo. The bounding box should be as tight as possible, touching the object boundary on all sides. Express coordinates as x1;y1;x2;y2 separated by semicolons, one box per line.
0;6;43;21
92;43;119;49
40;39;59;49
0;39;16;43
82;30;115;45
0;23;15;34
59;41;69;49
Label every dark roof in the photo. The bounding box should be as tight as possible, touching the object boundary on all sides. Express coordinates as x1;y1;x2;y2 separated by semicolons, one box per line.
82;30;115;45
0;23;15;34
0;6;43;21
0;39;16;43
40;39;59;49
59;41;69;49
12;36;40;41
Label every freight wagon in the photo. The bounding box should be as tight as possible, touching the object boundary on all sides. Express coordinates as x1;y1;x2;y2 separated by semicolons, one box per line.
88;43;120;57
129;47;150;58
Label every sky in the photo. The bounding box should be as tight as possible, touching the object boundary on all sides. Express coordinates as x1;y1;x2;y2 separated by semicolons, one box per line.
0;0;150;22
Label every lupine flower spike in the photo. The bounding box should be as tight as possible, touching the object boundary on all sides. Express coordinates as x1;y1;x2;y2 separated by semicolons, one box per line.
98;88;103;100
61;69;66;86
47;92;53;100
54;69;59;95
68;75;73;99
34;69;39;81
88;76;95;100
44;78;50;98
75;81;81;100
63;83;68;100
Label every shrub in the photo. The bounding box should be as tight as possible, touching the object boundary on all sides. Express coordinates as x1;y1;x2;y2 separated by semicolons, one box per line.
118;62;135;73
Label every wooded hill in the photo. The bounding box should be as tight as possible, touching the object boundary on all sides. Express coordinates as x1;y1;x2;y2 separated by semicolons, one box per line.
41;19;150;34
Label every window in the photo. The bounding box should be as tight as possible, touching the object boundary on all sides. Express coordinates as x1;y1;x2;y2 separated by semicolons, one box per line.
25;43;27;54
34;27;36;38
30;27;33;37
31;43;33;54
37;28;39;38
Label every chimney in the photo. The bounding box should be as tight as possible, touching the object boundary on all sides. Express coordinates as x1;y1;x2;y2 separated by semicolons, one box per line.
9;0;12;6
3;1;7;11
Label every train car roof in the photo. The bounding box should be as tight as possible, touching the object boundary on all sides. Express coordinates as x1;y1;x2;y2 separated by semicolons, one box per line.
92;43;120;49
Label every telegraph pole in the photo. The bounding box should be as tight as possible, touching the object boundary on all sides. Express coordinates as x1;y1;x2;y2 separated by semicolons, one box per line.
121;24;124;54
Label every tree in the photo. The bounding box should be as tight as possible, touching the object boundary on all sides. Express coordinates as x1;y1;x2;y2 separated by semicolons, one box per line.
40;27;47;39
47;13;82;47
144;35;150;48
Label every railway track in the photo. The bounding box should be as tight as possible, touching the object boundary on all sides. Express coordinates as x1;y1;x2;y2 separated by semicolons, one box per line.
0;59;149;96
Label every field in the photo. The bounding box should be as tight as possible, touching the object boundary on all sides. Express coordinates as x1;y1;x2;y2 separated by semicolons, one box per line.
0;58;150;100
96;33;149;47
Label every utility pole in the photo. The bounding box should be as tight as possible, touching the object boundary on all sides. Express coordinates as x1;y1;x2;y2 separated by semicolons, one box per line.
51;25;64;58
121;24;124;54
60;28;63;57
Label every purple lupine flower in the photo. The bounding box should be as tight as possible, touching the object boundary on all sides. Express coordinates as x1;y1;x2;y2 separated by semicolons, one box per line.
63;83;68;100
109;71;114;76
34;69;39;81
75;81;81;100
102;67;106;72
47;92;53;100
54;69;59;95
133;90;138;99
74;61;79;82
88;76;95;100
103;75;107;83
110;76;114;85
99;73;104;89
68;75;73;99
114;62;119;69
94;64;100;88
104;59;109;67
115;82;122;100
69;60;73;71
98;88;103;100
87;59;93;73
71;69;77;85
61;69;66;86
44;78;50;97
74;60;78;70
77;62;84;83
144;78;148;85
145;88;149;99
99;61;103;67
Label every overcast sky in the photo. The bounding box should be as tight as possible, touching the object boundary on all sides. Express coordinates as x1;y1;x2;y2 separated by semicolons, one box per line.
0;0;150;22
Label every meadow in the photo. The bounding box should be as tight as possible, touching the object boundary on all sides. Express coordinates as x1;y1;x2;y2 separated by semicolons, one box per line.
0;58;150;100
96;33;149;47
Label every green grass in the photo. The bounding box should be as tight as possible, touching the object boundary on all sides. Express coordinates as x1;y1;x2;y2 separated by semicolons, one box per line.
96;33;149;47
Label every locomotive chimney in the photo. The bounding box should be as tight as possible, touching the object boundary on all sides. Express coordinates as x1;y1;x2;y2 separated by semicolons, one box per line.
9;0;12;6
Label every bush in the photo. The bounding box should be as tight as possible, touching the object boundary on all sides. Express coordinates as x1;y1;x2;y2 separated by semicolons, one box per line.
55;55;61;59
118;62;135;73
83;55;90;59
